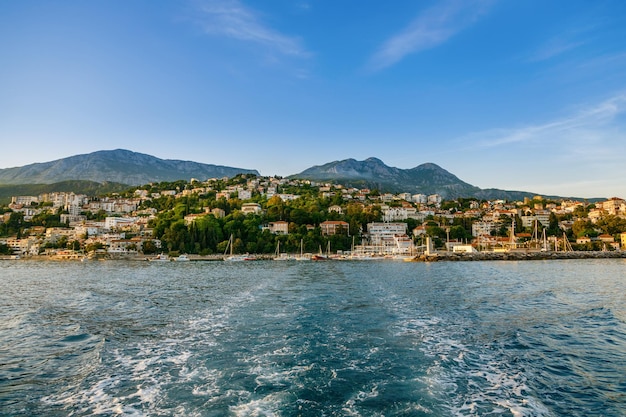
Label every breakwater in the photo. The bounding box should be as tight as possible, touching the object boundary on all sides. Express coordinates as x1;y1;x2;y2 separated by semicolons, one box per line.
410;250;626;262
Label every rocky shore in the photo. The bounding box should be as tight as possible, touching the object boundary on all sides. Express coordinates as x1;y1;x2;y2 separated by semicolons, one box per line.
408;250;626;262
3;251;626;262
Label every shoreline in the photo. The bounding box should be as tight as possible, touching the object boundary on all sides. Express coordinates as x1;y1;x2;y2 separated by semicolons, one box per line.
2;251;626;262
406;250;626;262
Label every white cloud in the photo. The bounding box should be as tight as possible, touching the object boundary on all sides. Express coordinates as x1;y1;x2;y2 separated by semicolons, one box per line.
194;0;310;58
469;94;626;149
367;0;493;71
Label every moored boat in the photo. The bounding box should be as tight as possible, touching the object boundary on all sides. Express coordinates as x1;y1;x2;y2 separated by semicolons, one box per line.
149;253;170;262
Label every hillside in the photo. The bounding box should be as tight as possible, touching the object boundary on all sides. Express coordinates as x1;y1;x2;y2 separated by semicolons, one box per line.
0;149;260;186
0;181;130;205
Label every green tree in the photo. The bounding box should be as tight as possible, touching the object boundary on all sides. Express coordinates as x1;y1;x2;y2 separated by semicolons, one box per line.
0;243;11;255
546;212;561;236
142;240;158;254
595;215;626;236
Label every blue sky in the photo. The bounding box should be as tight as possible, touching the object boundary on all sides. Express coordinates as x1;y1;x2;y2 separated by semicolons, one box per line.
1;0;626;198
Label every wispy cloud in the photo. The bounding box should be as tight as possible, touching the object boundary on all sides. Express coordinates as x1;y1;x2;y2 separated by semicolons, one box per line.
194;0;310;58
471;94;626;148
367;0;493;71
527;26;595;62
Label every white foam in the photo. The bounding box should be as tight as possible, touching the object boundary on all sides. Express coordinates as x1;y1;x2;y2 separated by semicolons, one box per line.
393;313;552;416
230;392;293;416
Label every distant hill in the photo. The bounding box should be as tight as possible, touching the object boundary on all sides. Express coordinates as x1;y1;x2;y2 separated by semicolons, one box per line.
0;149;260;186
291;157;542;200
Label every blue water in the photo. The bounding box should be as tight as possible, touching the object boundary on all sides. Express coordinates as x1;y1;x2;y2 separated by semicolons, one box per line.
1;259;625;416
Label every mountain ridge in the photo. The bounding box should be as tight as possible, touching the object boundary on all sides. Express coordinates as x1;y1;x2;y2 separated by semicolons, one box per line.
0;149;260;186
0;150;599;200
290;157;541;200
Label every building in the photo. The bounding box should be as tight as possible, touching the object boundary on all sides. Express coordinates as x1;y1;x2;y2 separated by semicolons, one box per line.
320;221;349;236
472;221;497;237
428;194;443;206
237;189;252;200
11;196;38;205
268;221;289;235
412;194;427;204
367;222;407;245
382;206;418;222
241;203;262;215
105;217;138;230
184;213;206;225
520;212;551;228
207;207;225;218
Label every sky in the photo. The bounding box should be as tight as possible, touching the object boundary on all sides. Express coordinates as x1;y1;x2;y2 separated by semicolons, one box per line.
1;0;626;199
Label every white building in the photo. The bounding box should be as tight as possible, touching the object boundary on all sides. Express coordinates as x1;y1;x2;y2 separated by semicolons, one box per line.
241;203;263;215
11;196;38;205
105;217;138;230
367;222;407;245
428;194;443;206
472;221;497;237
382;207;418;222
412;194;427;204
238;189;252;200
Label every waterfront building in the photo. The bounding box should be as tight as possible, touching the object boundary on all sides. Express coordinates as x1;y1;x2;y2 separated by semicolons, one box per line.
367;222;407;245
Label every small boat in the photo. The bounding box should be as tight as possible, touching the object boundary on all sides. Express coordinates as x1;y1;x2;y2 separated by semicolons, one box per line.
311;242;331;261
224;235;255;261
149;253;170;262
294;239;311;261
225;254;255;261
273;241;295;261
175;254;190;262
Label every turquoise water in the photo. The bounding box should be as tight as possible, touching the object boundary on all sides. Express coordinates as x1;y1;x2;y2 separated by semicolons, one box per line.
1;259;625;416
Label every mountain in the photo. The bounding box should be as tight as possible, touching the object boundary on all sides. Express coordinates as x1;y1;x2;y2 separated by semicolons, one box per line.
0;149;260;186
291;157;541;200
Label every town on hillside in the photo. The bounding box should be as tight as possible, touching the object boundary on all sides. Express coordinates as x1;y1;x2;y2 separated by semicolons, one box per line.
1;174;626;260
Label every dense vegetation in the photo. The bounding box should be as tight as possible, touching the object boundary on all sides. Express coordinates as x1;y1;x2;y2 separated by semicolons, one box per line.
1;174;625;254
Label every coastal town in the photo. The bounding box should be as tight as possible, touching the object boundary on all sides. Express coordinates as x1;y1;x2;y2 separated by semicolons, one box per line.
1;174;626;261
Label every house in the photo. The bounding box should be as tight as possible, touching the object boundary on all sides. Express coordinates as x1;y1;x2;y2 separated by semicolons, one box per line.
241;203;262;215
208;207;225;218
237;189;252;200
412;225;427;236
597;234;615;243
184;213;206;225
329;205;343;214
320;221;349;236
268;221;289;235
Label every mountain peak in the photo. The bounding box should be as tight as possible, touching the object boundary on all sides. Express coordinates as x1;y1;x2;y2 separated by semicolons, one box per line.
364;157;385;165
292;158;469;197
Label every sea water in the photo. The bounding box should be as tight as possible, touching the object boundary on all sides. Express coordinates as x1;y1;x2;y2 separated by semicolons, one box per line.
1;259;625;416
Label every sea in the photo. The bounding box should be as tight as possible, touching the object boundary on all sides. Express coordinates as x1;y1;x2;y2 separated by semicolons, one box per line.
1;259;625;416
